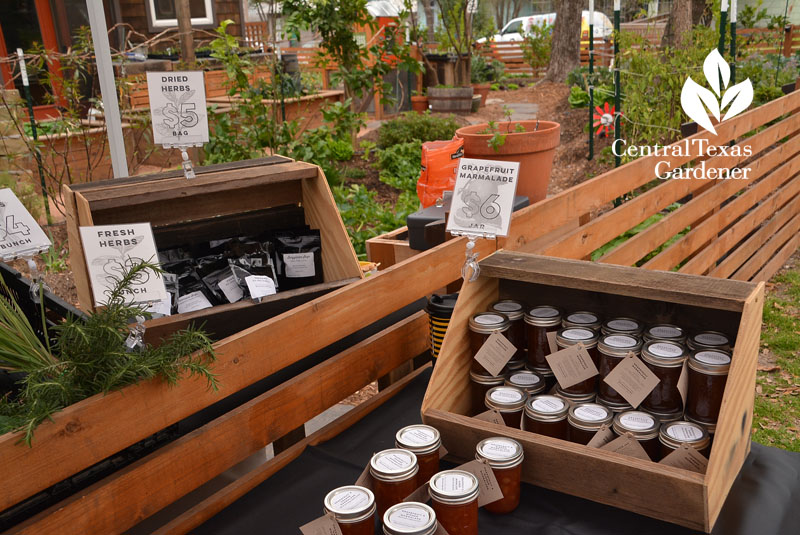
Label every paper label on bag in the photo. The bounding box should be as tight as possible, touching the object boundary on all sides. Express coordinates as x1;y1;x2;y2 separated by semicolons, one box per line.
587;424;616;448
245;275;276;299
659;444;708;473
403;482;430;503
177;291;213;314
546;331;558;353
474;332;517;377
474;409;506;426
458;460;504;506
299;515;343;535
284;252;315;278
600;434;651;461
145;297;172;317
678;361;688;407
546;344;599;389
602;353;660;408
218;274;244;303
354;463;373;490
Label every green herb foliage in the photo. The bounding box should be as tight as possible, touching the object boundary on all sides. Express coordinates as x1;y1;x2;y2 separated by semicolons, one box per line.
471;54;504;84
377;112;460;148
41;232;68;274
520;23;552;72
377;141;422;192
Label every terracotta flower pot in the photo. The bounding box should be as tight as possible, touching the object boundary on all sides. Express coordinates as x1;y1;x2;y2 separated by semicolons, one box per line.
472;83;490;107
456;120;560;203
411;95;429;113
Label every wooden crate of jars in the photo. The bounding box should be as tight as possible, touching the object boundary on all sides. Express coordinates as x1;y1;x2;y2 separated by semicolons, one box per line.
421;251;763;532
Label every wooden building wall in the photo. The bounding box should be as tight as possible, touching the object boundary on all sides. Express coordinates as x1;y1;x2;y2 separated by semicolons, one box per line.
117;0;243;44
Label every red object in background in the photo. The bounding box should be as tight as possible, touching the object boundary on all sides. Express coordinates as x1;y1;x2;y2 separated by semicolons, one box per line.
593;102;617;137
417;138;464;208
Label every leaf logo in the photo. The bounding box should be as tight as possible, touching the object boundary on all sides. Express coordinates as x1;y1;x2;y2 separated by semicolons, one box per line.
680;49;753;135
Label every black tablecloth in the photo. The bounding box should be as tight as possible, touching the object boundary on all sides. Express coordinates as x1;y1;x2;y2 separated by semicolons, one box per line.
196;369;800;534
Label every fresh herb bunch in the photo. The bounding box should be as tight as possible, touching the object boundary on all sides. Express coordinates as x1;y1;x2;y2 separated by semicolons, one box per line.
0;261;217;445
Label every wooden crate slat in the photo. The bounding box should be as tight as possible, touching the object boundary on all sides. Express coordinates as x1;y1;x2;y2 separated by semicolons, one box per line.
10;312;429;535
596;112;800;266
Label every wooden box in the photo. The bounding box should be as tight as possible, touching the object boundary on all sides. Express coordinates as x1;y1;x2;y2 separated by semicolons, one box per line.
422;251;764;532
63;156;362;342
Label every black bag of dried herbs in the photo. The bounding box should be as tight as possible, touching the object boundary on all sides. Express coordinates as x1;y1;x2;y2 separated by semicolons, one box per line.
273;229;323;290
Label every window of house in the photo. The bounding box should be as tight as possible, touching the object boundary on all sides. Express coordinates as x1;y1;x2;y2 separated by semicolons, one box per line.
147;0;214;28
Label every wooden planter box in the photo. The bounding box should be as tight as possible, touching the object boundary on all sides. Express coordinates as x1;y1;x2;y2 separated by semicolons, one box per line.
62;156;362;342
422;251;763;532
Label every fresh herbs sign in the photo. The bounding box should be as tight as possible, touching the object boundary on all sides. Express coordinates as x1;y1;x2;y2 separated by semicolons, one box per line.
447;158;520;237
146;71;209;148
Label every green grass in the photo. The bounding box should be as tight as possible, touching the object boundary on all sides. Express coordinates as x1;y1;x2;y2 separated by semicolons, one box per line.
752;264;800;452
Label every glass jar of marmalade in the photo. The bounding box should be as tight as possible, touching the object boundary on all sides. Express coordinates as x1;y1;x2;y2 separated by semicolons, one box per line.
428;470;479;535
686;349;731;423
528;366;556;391
490;300;527;361
524;305;561;369
554;385;596;407
641;340;688;413
505;370;546;396
597;397;633;414
686;415;716;449
470;371;505;415
612;411;661;460
555;328;601;395
643;324;687;344
658;421;711;461
475;437;524;514
644;407;684;424
395;425;442;487
469;312;512;375
597;334;643;405
523;395;569;439
485;386;527;428
370;449;419;519
687;331;732;352
323;486;376;535
601;317;644;337
562;311;602;331
567;403;614;445
382;502;438;535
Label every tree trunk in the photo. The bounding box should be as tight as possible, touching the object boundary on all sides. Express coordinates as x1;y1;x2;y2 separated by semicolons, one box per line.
424;0;436;43
544;0;581;83
661;0;693;49
174;0;195;65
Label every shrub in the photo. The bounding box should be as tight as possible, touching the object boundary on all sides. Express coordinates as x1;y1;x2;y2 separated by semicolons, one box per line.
377;141;422;192
520;23;552;72
507;83;519;90
377;111;460;148
471;54;505;84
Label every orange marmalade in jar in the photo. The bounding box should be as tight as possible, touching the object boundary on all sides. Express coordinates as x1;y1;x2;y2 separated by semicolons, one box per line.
469;312;512;374
428;470;479;535
524;305;561;370
475;437;524;514
323;486;376;535
490;299;527;364
485;386;527;428
370;449;419;519
395;425;442;488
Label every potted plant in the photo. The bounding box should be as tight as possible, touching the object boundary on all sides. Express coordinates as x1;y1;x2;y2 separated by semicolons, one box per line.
411;89;429;113
470;54;504;107
456;108;560;203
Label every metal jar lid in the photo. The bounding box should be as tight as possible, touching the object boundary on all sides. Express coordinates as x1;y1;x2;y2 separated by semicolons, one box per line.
688;349;732;375
686;415;717;434
568;403;613;431
562;311;602;330
383;502;438;535
641;340;687;368
555;327;599;349
485;386;527;412
470;370;506;386
527;365;554;378
598;334;643;358
659;421;710;451
468;312;511;335
475;437;524;469
396;425;442;456
601;317;644;336
597;397;633;413
505;370;546;395
524;305;562;327
644;407;684;424
506;359;526;372
643;324;686;343
555;386;596;405
687;331;732;351
490;299;526;321
428;470;480;505
324;486;376;524
524;394;569;422
613;411;660;440
370;449;419;482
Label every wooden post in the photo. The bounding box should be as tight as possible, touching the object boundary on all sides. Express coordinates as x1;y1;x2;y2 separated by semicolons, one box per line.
784;25;794;58
175;0;196;65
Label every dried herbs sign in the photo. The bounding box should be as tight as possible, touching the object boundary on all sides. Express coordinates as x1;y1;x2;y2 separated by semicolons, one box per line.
146;72;209;148
79;223;167;306
446;158;519;237
0;188;51;260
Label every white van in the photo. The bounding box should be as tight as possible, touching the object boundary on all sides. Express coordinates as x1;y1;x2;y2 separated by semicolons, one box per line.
476;10;613;43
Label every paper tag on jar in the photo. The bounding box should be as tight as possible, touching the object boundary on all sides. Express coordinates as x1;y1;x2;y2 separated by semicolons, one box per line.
546;331;558;353
458;460;504;506
403;482;431;503
659;444;708;473
473;332;517;377
474;409;506;426
354;462;374;490
545;343;599;389
600;433;651;461
587;424;616;448
677;361;688;408
602;353;660;409
299;514;343;535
